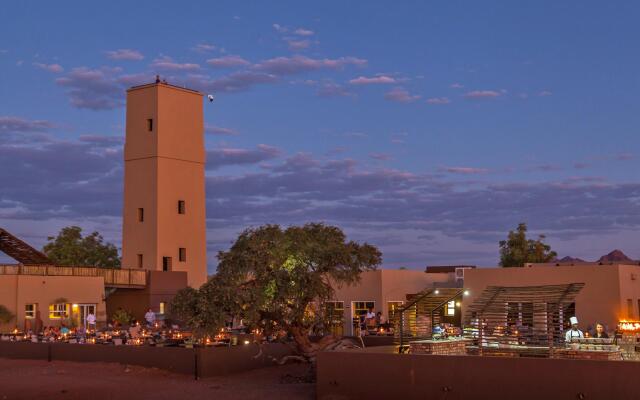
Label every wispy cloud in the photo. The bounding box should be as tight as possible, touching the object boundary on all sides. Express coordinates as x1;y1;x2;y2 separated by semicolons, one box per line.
206;144;282;169
253;55;367;75
150;56;200;71
192;43;217;53
450;83;464;89
369;152;392;161
105;49;144;61
205;125;239;136
463;90;501;99
206;55;251;68
294;28;314;36
0;116;54;133
538;90;553;97
349;75;396;85
286;39;311;51
440;166;489;174
426;97;450;105
33;62;64;73
55;66;124;110
384;87;421;103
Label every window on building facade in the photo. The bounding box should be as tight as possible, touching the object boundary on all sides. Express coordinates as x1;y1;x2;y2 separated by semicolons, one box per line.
325;301;344;336
159;302;166;314
179;248;186;262
25;304;36;319
178;200;185;214
138;208;144;222
147;118;153;132
387;301;404;323
137;254;143;268
446;300;456;316
49;303;68;319
162;256;172;271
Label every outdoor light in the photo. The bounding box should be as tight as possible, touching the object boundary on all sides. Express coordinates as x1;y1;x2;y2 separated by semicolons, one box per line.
72;304;78;308
456;302;461;307
463;290;470;296
243;340;250;345
434;290;440;295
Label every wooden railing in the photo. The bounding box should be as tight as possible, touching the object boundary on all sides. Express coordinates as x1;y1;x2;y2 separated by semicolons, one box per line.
0;264;146;287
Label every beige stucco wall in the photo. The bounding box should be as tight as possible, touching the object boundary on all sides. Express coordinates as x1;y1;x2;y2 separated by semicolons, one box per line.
462;265;640;330
122;83;207;288
0;275;106;333
331;269;452;335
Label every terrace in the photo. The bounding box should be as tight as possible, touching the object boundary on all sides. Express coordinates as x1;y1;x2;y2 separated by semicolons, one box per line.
0;264;147;289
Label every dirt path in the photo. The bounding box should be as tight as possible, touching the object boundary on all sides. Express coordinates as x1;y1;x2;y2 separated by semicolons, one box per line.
0;359;315;400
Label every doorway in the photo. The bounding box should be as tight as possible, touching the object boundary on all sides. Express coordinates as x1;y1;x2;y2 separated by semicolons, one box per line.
74;304;96;327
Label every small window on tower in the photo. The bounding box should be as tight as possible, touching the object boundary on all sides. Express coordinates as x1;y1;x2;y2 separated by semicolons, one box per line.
179;248;187;262
162;256;172;271
147;118;153;132
178;200;185;214
137;254;143;268
138;208;144;222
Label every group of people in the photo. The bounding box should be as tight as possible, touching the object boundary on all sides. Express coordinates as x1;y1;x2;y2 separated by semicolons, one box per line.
565;316;610;342
358;307;390;336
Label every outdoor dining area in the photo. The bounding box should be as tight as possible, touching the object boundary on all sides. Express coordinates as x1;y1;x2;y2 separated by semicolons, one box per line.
392;283;640;362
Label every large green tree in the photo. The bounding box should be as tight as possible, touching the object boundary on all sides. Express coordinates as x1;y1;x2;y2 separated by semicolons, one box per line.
499;223;557;267
171;223;382;360
43;226;120;268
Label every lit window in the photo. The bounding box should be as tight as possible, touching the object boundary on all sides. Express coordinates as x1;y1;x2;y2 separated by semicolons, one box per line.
25;304;36;319
147;118;153;132
446;300;455;316
138;208;144;222
159;302;166;314
179;248;186;262
49;303;68;319
178;200;185;214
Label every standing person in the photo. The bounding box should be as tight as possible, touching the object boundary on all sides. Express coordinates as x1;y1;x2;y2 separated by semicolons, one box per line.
86;311;97;332
144;308;156;327
565;316;584;343
594;322;609;338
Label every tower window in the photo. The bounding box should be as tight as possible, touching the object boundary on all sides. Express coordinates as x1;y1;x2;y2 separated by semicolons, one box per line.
179;248;187;262
178;200;185;214
137;254;143;268
159;302;166;315
162;256;172;271
137;208;144;222
147;118;153;132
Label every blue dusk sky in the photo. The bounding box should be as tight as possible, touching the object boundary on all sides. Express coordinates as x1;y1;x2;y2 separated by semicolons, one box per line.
1;1;639;272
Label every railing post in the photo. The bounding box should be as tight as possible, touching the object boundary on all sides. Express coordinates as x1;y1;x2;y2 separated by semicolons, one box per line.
399;311;404;353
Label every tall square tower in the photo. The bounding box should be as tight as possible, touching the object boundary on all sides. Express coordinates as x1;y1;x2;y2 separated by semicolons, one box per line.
121;81;207;288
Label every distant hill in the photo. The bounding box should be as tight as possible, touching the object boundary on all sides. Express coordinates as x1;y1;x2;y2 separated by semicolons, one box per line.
598;249;635;263
556;256;586;263
556;249;638;264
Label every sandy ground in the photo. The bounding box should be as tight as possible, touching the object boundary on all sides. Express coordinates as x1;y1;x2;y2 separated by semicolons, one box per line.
0;359;315;400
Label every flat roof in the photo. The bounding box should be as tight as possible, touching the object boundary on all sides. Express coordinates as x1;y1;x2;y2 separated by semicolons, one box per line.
127;80;202;95
425;265;476;273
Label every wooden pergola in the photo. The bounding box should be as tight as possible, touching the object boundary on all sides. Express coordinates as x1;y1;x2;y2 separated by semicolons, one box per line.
463;283;585;356
394;287;464;351
0;227;51;265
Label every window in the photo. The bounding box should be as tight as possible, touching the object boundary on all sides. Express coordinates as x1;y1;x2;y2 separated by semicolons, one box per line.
159;302;166;315
325;301;344;336
49;303;68;319
147;118;153;132
387;301;404;323
178;200;185;214
25;304;36;319
137;254;143;269
179;248;186;262
628;299;634;319
162;256;172;271
137;208;144;222
446;300;456;316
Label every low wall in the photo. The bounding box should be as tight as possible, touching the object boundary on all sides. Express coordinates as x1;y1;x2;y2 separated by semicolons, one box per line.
0;342;293;378
317;347;640;400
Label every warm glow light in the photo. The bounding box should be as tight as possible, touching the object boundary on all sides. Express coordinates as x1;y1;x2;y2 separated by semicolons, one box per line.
463;290;470;296
243;340;250;345
434;290;440;295
72;304;78;309
618;320;640;332
456;302;461;307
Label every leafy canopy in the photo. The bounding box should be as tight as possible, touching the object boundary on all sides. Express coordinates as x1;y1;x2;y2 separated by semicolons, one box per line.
171;223;382;343
499;223;557;267
43;226;120;268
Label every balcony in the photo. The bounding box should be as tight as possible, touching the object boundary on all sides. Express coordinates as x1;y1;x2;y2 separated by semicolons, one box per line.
0;264;147;288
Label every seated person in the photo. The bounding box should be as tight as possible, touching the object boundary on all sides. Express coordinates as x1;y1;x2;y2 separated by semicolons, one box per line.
129;321;142;339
